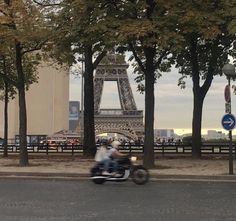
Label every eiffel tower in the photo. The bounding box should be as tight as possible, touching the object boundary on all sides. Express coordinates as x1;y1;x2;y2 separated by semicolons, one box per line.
93;53;144;141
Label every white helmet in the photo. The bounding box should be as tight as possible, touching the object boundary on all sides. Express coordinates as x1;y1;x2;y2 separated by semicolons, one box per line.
111;140;121;148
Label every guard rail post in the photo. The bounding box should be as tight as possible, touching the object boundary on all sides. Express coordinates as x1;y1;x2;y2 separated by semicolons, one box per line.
72;143;74;156
46;143;49;155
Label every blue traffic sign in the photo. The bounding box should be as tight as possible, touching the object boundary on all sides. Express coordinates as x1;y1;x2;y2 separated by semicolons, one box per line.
221;114;236;130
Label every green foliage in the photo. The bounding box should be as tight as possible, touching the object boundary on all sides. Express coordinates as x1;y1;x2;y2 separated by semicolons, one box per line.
0;51;40;99
0;0;49;95
170;0;236;80
46;0;117;66
22;54;40;89
0;0;50;48
0;55;17;101
108;0;177;92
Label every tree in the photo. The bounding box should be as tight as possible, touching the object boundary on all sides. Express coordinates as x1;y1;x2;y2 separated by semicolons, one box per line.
47;0;118;157
168;0;236;157
0;0;50;166
108;0;177;168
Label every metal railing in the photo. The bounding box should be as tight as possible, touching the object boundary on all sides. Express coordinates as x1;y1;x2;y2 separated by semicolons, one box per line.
0;143;235;156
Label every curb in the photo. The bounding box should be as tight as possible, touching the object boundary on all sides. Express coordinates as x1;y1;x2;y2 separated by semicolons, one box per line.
0;171;88;178
151;174;236;182
0;172;88;181
0;171;235;182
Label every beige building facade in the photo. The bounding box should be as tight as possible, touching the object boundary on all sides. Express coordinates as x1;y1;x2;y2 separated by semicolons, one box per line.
0;63;69;141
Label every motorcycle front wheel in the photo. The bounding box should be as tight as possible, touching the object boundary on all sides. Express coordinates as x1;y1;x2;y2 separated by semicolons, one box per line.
131;166;149;185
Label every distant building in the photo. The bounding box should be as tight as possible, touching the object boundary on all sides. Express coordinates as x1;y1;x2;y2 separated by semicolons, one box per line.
0;62;69;142
205;130;226;140
154;129;175;143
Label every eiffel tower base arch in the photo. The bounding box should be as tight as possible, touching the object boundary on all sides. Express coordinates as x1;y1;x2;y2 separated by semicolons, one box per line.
95;112;144;141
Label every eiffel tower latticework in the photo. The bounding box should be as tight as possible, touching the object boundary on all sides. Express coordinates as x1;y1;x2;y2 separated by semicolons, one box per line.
93;53;144;140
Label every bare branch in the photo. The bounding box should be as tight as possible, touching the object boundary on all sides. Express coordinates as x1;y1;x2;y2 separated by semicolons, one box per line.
0;8;9;17
21;39;48;55
93;50;107;69
32;0;62;7
128;42;146;73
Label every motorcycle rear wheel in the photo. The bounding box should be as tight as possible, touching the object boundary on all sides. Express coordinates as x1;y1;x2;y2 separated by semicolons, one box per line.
90;167;106;184
92;178;106;184
132;166;149;185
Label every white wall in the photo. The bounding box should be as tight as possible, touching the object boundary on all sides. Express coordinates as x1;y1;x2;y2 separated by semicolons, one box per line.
0;63;69;140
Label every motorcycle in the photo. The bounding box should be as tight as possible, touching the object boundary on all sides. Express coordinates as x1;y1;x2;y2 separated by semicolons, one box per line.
90;156;149;185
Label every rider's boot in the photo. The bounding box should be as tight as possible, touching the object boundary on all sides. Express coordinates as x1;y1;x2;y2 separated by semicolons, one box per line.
102;171;111;176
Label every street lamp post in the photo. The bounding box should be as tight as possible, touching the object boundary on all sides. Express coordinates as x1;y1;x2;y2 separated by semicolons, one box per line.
78;56;85;145
222;63;236;175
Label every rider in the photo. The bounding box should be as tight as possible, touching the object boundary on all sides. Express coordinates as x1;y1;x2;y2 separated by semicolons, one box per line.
102;140;127;176
94;141;110;163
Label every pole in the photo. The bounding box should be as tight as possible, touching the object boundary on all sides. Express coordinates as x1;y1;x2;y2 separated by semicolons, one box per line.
229;130;233;174
228;77;234;175
80;58;84;146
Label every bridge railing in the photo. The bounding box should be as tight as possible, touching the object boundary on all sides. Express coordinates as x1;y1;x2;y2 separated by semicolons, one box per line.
0;143;235;156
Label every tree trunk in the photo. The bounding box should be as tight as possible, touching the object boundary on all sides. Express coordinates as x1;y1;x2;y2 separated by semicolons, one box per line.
15;42;28;166
18;87;28;166
192;89;203;158
143;47;155;169
83;46;96;157
190;37;215;158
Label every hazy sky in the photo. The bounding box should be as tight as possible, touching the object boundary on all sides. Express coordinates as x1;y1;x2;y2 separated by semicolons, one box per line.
69;60;236;135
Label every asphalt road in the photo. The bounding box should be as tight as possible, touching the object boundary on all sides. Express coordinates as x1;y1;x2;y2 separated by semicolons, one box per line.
0;178;235;221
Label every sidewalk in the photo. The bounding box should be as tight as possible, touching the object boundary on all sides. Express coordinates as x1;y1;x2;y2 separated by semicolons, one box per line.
0;155;235;181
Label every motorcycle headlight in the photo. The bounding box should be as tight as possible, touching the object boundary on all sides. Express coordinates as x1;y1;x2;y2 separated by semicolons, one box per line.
131;156;137;162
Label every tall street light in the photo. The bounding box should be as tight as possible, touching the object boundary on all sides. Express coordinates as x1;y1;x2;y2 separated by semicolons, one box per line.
78;56;85;145
222;63;236;175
